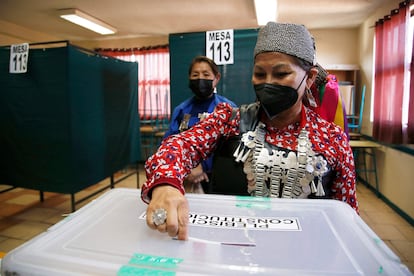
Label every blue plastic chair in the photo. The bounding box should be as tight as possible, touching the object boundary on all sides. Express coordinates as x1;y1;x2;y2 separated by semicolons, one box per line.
347;85;379;196
347;85;366;136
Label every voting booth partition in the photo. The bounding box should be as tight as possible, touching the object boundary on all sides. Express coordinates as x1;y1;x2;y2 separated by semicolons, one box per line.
1;188;412;275
0;42;140;209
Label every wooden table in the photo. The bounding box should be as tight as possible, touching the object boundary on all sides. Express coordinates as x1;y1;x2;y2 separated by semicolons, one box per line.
349;140;380;149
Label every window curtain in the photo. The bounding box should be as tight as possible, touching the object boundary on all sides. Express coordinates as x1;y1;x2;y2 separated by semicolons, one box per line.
97;46;170;121
373;1;412;144
408;15;414;142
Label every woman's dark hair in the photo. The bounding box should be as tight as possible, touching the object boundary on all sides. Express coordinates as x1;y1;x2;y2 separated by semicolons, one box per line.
295;57;314;73
188;56;219;76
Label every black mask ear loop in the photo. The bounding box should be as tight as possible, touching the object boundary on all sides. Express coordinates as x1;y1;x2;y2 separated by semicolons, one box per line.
296;73;307;92
296;73;308;102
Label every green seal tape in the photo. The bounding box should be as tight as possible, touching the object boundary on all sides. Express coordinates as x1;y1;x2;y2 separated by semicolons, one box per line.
129;253;183;269
117;265;176;276
235;196;271;209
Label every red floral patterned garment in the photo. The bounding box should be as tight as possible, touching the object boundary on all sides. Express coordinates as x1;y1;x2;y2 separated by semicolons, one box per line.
142;102;358;213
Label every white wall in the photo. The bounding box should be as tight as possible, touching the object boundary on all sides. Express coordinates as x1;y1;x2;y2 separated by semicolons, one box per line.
312;28;359;66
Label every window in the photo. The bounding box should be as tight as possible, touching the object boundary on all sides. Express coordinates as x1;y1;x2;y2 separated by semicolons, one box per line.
372;0;413;144
97;46;170;121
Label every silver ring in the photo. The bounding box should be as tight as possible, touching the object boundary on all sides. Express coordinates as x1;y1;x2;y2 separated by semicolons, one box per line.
152;208;167;226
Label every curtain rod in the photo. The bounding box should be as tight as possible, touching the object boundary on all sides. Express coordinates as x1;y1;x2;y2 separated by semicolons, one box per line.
29;40;69;46
96;44;169;52
373;0;409;26
0;40;124;63
0;40;70;49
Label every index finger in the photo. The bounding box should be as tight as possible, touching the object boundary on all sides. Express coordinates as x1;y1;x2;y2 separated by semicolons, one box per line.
176;202;189;240
165;206;179;237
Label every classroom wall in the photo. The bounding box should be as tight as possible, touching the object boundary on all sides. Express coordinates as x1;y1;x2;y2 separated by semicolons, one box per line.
312;28;359;66
0;20;60;46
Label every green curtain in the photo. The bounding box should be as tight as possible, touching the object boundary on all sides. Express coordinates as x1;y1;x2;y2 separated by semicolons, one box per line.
0;45;139;193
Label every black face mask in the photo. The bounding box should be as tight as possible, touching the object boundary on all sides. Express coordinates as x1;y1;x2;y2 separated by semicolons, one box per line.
254;75;306;120
189;79;214;99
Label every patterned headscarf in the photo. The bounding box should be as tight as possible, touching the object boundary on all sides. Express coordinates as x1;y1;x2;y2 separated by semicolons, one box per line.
254;22;316;65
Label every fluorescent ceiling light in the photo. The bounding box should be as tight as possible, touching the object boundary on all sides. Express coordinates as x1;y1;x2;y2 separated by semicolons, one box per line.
58;8;116;35
254;0;278;26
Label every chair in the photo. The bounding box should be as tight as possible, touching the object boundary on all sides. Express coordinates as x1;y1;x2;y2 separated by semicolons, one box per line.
140;115;170;160
347;85;379;196
347;85;366;139
154;116;170;146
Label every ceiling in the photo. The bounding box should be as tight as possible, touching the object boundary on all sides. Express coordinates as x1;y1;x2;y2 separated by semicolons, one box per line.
0;0;391;42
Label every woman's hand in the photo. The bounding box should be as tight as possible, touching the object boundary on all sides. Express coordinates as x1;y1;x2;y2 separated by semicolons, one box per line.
146;185;189;240
185;164;209;185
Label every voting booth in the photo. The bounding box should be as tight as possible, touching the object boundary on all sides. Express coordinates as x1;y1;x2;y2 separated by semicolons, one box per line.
0;42;140;210
1;188;412;275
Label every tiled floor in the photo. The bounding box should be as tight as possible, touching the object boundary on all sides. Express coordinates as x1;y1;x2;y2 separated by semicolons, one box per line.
0;164;413;273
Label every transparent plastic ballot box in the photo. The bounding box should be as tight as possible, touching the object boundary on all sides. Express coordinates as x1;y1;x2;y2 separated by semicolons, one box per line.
1;188;412;276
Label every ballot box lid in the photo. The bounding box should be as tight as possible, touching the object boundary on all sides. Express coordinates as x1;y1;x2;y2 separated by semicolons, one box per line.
1;188;412;275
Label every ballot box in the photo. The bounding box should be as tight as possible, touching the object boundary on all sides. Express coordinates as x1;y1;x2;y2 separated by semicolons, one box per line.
1;188;412;275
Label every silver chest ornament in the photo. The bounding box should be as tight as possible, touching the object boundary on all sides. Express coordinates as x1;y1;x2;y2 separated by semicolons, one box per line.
234;122;328;198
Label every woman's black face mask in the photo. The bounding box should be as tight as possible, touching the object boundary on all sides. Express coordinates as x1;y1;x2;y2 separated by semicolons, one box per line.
254;75;306;120
189;79;214;99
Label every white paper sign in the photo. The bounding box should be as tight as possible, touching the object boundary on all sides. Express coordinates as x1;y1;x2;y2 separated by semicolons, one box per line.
188;213;301;231
9;43;29;73
206;29;234;65
140;211;301;231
